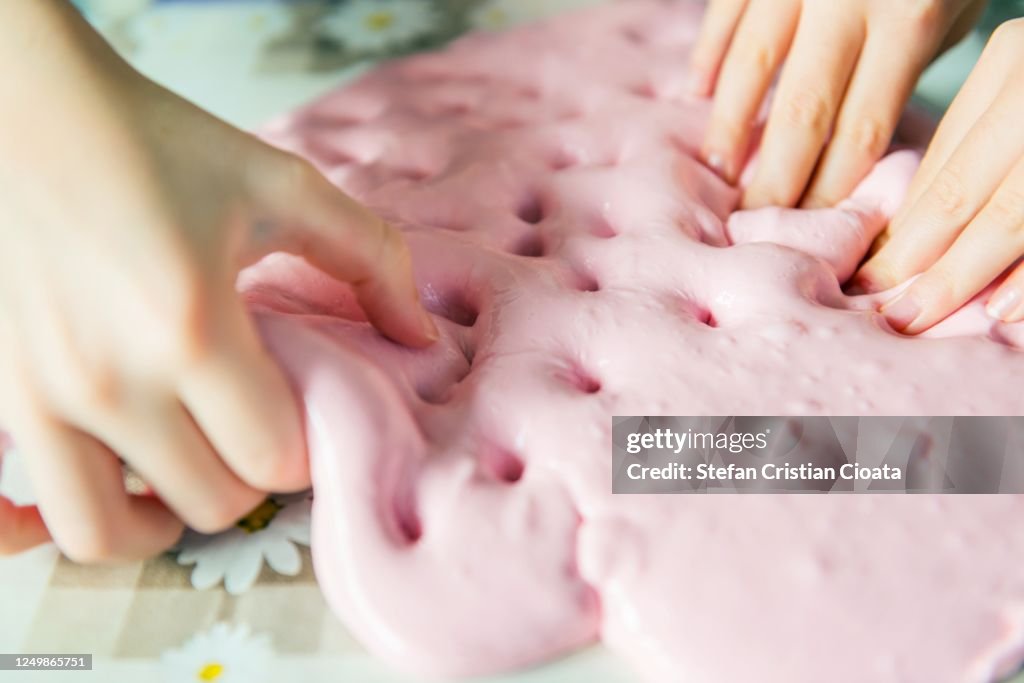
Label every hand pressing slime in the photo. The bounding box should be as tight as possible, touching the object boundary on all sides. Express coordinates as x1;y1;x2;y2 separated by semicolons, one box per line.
240;2;1024;682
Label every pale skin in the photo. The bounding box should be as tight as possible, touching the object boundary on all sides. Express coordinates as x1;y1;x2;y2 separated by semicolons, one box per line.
692;0;1024;331
0;1;438;560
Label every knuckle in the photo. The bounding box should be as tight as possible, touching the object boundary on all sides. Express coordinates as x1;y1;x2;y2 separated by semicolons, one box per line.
925;263;968;302
236;453;296;492
183;485;266;532
990;17;1024;49
780;90;831;131
161;264;215;370
847;117;891;158
901;0;945;34
928;166;972;221
986;187;1024;236
741;43;778;78
185;497;252;535
275;153;321;195
860;257;905;290
58;520;119;564
59;364;121;415
247;147;313;199
170;320;216;373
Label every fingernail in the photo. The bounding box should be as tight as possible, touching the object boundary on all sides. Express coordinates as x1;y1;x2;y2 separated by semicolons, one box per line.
420;308;440;342
705;152;729;179
850;271;882;295
986;289;1021;321
881;292;921;331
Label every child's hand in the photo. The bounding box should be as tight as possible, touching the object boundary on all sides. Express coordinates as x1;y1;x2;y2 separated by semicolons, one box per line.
853;19;1024;333
690;0;987;209
0;1;437;562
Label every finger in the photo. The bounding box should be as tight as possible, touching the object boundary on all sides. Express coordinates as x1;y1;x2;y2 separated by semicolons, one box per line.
108;395;266;533
16;413;182;563
939;0;989;55
250;152;438;348
802;24;937;208
0;325;50;557
896;24;1015;220
742;3;863;209
855;89;1024;292
882;155;1024;334
987;259;1024;323
688;0;748;98
0;497;49;555
178;296;310;494
701;0;800;182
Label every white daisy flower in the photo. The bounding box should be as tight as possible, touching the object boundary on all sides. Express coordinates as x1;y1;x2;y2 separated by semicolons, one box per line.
160;622;272;683
175;492;312;595
317;0;440;52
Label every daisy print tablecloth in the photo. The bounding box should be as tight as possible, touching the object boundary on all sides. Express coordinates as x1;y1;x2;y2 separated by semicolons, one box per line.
0;446;632;683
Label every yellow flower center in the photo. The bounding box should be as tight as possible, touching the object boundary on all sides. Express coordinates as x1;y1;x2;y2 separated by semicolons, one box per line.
197;662;224;681
486;9;508;25
237;497;282;534
365;11;396;32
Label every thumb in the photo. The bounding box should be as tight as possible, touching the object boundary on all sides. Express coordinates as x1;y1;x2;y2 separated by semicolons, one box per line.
247;152;439;348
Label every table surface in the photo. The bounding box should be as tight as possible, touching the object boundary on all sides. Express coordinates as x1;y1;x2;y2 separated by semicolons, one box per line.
3;1;1023;681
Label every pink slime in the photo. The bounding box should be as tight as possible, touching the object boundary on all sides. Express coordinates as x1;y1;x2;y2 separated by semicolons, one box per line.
244;2;1024;681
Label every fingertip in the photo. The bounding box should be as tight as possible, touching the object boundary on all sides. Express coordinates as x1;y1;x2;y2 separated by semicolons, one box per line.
239;330;311;493
852;259;900;295
702;148;736;183
880;290;923;334
701;120;742;183
365;301;440;350
687;62;716;98
418;307;441;345
987;287;1022;322
0;499;50;555
127;495;186;552
687;70;711;98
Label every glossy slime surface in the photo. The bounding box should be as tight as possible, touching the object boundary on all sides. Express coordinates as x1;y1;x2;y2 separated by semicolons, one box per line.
239;1;1024;681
